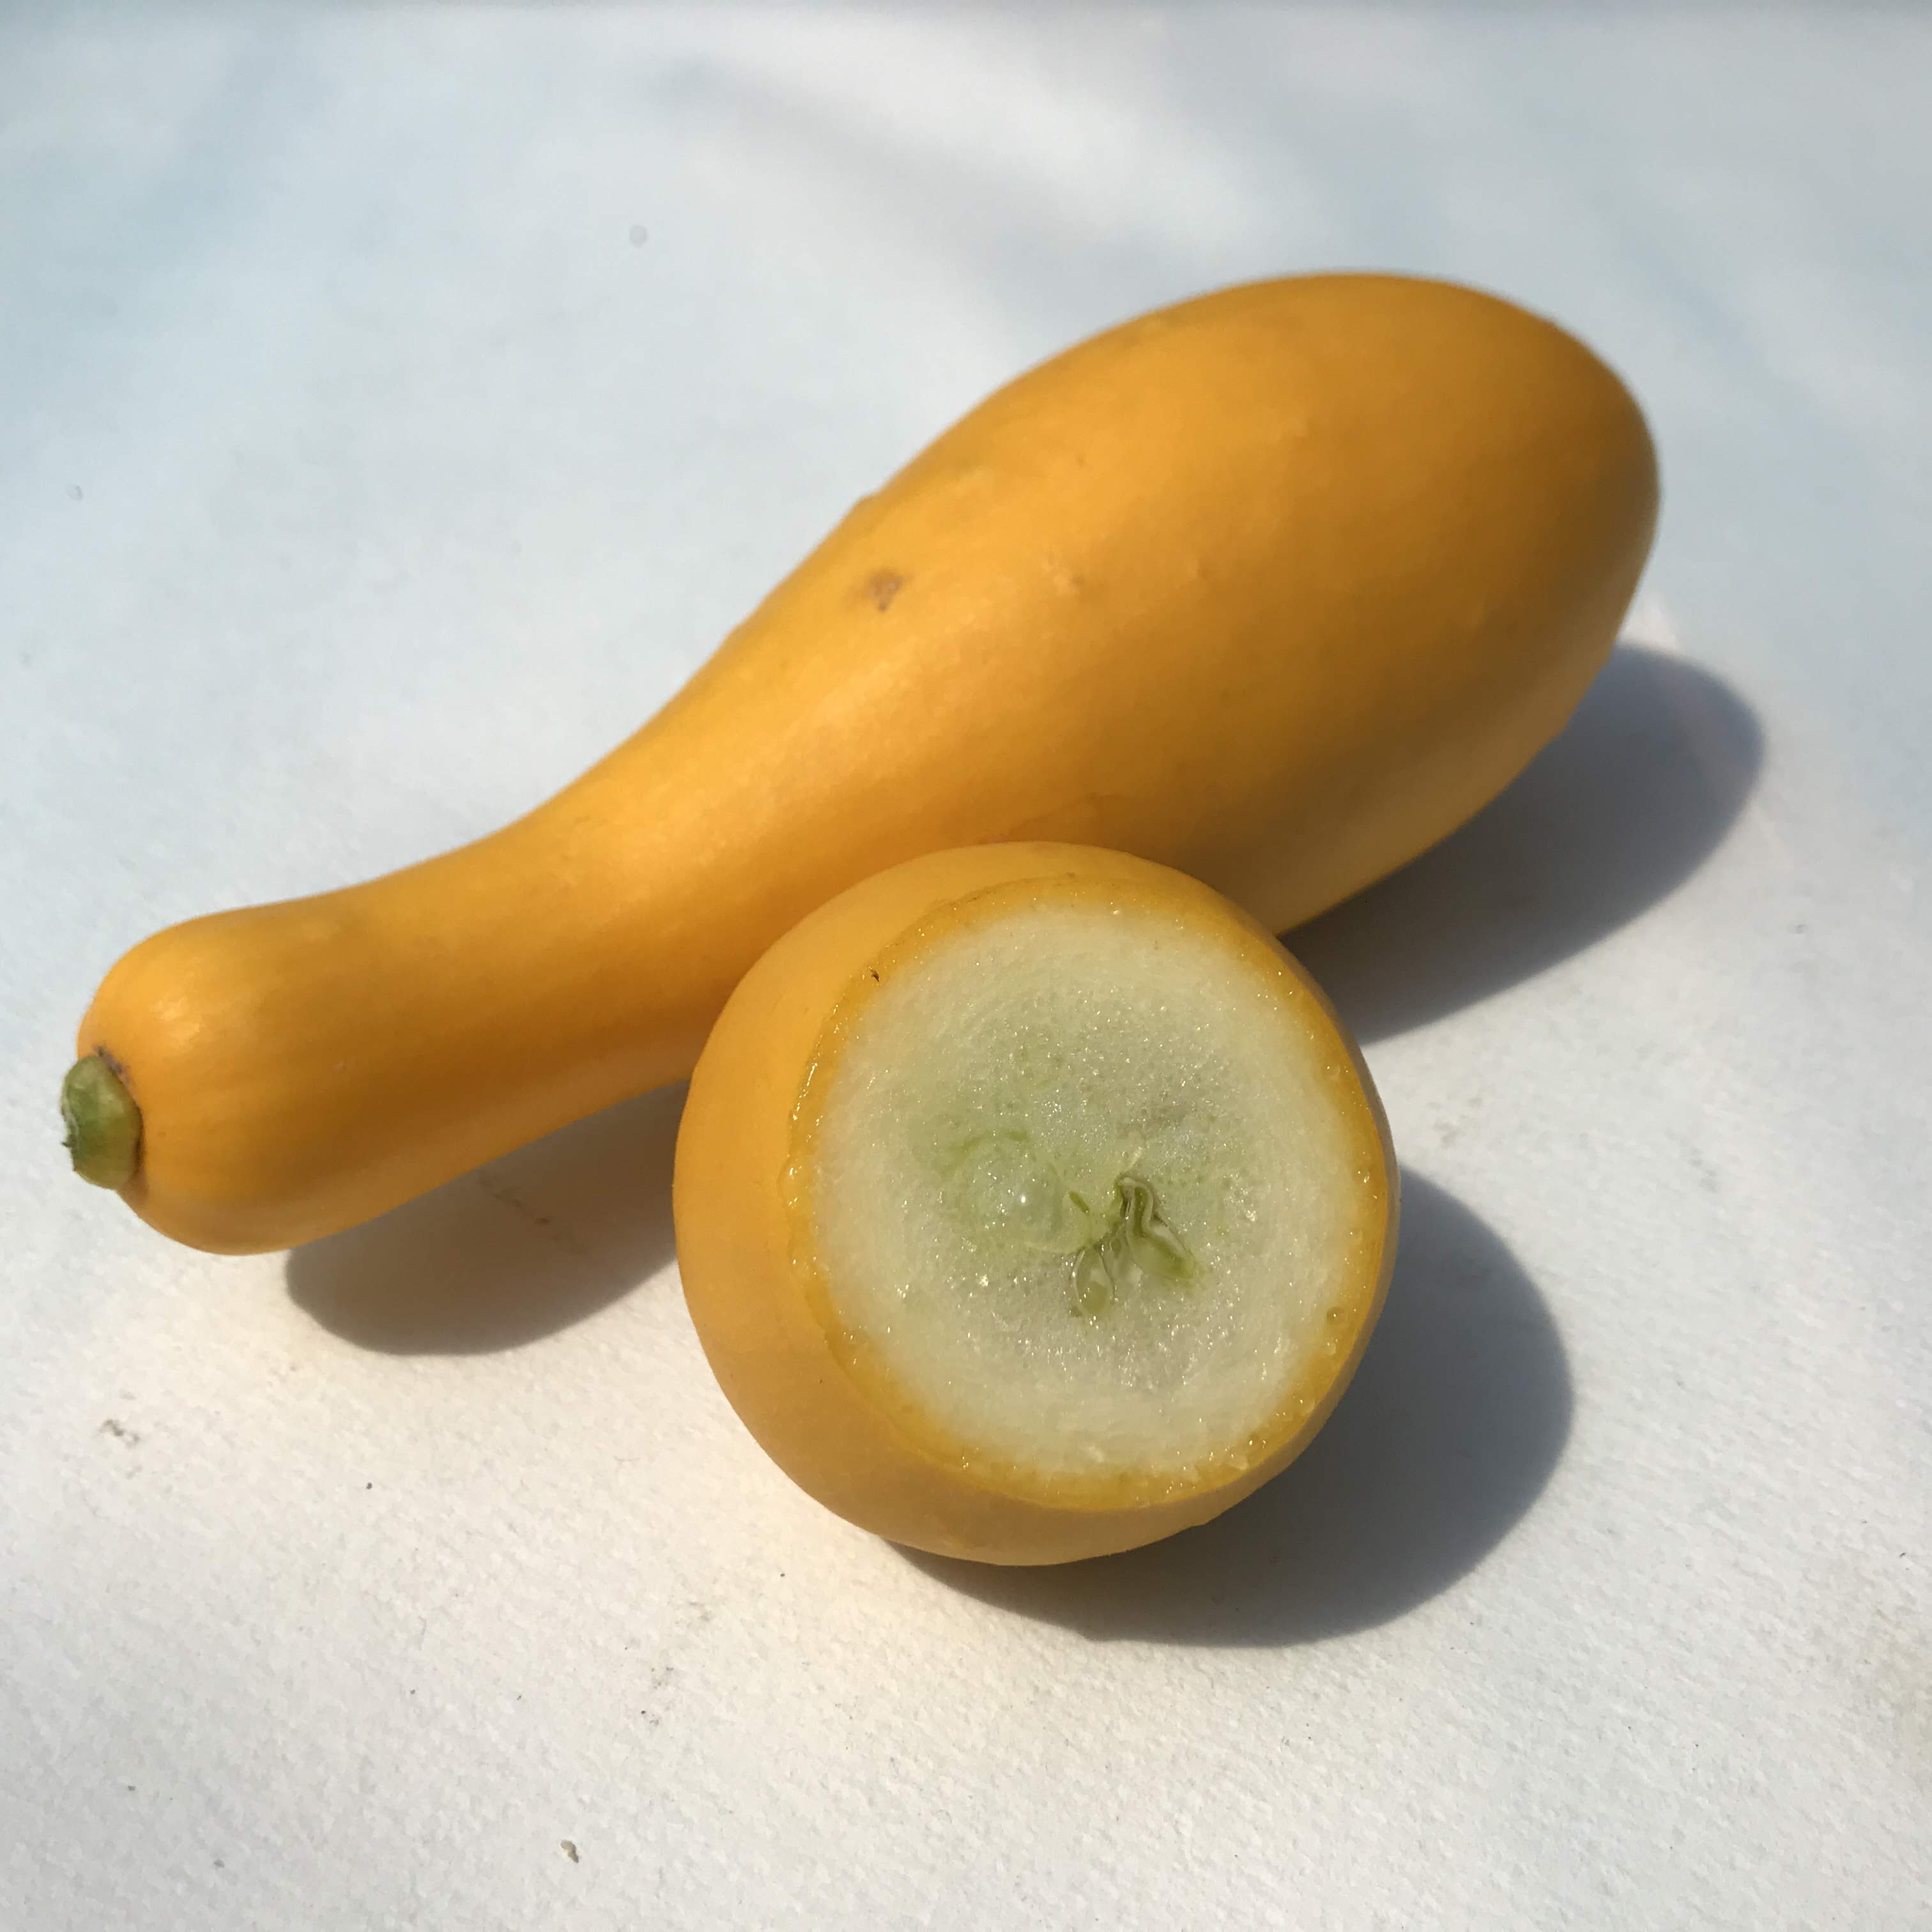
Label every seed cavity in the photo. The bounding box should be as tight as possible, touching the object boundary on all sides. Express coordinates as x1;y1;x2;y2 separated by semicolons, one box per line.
1066;1172;1197;1317
927;1126;1196;1319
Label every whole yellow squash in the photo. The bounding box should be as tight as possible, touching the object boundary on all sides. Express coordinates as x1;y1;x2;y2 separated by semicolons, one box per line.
67;273;1657;1252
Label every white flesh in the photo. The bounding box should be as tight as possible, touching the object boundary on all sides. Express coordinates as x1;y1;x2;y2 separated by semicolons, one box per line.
809;896;1373;1483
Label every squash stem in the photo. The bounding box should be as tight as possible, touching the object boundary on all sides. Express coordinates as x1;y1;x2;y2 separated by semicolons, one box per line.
61;1054;141;1189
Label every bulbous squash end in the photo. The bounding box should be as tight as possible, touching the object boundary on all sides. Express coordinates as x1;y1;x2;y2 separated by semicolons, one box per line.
61;1052;142;1190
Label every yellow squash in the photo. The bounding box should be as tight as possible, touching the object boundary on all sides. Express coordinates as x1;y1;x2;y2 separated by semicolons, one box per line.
69;273;1657;1252
673;843;1397;1565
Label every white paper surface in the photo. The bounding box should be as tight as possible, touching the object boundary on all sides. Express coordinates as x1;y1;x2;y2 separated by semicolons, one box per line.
3;8;1927;1928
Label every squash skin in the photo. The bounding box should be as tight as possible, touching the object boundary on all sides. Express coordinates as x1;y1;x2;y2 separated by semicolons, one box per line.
78;272;1656;1252
672;843;1397;1565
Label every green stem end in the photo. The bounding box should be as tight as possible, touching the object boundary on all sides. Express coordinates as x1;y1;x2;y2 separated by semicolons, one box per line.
61;1054;141;1190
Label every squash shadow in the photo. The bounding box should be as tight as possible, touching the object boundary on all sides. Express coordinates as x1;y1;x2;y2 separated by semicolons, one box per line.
1289;645;1763;1043
284;1083;685;1354
899;1172;1569;1645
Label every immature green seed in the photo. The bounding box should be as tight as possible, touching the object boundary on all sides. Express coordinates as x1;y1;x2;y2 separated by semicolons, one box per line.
1114;1173;1195;1282
1065;1172;1197;1317
1071;1245;1116;1317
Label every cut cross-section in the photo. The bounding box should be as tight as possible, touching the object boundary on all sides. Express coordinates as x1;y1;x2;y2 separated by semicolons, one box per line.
673;843;1396;1565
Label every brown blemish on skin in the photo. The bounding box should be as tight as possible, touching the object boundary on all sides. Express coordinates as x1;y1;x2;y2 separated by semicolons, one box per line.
864;569;905;611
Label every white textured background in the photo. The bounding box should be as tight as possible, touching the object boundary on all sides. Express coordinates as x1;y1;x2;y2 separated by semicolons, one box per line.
3;7;1928;1928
